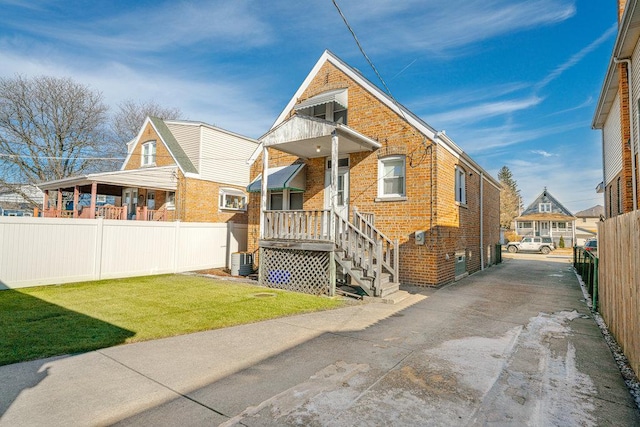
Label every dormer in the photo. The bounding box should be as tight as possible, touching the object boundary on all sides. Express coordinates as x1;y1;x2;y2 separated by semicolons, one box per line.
295;88;348;124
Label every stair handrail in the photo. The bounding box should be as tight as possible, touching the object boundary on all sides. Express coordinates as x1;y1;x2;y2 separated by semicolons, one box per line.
353;207;399;283
334;212;378;286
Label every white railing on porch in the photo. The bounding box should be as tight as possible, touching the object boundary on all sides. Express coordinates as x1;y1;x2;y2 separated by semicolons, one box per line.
352;208;399;283
263;210;331;240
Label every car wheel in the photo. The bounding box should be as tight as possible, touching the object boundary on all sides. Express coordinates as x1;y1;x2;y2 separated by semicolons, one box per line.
541;246;550;255
508;245;517;253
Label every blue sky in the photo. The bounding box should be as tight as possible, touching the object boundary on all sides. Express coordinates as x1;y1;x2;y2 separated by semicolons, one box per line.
0;0;617;213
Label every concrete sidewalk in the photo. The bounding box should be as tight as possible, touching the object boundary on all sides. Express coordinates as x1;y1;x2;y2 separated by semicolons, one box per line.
1;255;639;426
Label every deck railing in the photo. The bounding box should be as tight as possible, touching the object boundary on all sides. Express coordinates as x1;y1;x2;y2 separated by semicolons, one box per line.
136;206;167;221
263;210;331;240
573;246;598;310
353;208;399;283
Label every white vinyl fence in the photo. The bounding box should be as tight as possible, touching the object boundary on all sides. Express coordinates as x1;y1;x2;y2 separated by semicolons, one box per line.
0;217;248;289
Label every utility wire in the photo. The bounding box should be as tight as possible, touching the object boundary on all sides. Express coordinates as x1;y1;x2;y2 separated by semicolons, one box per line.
331;0;394;98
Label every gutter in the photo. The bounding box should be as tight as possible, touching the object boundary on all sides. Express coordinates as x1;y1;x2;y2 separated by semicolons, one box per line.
613;57;638;211
480;171;485;270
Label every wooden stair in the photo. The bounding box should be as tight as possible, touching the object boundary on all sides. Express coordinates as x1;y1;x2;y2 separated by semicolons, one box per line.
333;210;400;298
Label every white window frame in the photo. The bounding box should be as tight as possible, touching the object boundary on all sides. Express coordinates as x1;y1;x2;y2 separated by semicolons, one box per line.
539;202;551;213
219;187;247;211
141;141;156;166
455;166;466;204
377;155;406;199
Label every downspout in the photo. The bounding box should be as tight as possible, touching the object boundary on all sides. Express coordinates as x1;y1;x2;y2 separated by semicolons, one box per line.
613;57;638;211
480;172;485;270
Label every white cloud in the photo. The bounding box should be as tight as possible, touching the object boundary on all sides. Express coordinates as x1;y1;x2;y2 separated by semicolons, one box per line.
535;22;617;91
338;0;576;55
530;150;555;157
426;96;543;127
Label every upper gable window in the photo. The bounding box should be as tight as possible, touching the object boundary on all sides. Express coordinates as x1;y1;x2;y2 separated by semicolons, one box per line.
455;166;466;204
378;155;405;198
539;203;551;213
295;89;348;124
141;141;156;166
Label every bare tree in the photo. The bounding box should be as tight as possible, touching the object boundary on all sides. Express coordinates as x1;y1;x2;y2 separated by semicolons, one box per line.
0;75;118;195
112;99;182;143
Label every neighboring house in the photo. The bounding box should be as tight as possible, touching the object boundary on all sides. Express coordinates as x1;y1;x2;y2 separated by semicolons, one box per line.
574;205;604;246
39;117;258;223
514;188;576;247
246;50;501;297
592;0;640;217
0;184;43;216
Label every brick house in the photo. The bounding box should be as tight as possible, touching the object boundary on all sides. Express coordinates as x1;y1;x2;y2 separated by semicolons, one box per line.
514;188;576;247
39;117;258;223
247;50;501;297
592;0;640;217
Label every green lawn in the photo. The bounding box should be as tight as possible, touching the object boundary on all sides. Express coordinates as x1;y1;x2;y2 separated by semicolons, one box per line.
0;274;345;366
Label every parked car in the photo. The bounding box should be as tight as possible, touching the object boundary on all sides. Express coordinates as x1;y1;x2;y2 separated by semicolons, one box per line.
584;239;597;254
541;237;556;250
506;236;554;254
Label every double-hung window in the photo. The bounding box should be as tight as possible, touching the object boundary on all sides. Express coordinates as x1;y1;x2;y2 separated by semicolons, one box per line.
141;141;156;166
539;203;551;213
378;155;406;198
455;166;466;204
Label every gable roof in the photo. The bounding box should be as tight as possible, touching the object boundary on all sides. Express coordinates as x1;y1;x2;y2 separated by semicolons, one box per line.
121;116;198;174
592;0;640;128
518;188;574;220
250;50;500;190
574;205;604;218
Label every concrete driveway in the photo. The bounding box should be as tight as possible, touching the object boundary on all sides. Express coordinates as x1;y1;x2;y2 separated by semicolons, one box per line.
1;253;639;426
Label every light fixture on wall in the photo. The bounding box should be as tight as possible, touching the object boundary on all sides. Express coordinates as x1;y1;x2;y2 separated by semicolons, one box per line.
316;145;321;153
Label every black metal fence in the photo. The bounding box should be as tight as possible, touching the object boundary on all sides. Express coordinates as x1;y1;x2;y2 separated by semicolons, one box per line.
573;246;598;310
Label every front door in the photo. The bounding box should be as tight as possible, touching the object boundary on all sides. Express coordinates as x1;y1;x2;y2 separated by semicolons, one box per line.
539;221;550;236
325;157;349;218
123;187;138;219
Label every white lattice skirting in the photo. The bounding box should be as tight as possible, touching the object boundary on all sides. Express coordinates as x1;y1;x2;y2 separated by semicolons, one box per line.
259;248;330;295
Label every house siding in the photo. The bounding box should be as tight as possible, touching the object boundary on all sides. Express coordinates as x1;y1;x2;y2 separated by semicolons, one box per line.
198;126;256;186
165;122;201;172
604;94;623;187
248;60;501;287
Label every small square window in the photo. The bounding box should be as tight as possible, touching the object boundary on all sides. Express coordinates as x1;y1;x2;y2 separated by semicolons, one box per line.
539;203;551;213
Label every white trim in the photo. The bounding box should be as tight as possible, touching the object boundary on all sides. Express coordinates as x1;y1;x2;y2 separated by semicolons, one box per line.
377;155;406;199
455;165;467;204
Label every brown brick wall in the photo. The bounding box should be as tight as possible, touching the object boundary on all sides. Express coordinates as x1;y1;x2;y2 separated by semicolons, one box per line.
123;122;176;170
248;61;501;286
180;177;248;223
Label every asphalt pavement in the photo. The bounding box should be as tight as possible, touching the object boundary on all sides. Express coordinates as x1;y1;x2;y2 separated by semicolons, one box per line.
1;252;638;426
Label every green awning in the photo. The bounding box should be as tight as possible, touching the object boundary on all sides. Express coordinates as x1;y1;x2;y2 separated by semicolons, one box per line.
247;164;306;193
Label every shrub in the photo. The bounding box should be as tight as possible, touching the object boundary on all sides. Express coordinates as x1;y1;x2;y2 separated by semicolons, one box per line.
559;235;565;248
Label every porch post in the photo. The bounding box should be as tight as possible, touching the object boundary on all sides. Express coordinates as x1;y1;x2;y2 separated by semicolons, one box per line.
330;131;339;239
73;186;79;218
56;190;62;216
260;145;269;239
43;190;49;212
89;182;97;219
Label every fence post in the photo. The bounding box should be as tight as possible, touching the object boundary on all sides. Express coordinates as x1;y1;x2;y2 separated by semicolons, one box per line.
94;218;104;281
593;257;599;311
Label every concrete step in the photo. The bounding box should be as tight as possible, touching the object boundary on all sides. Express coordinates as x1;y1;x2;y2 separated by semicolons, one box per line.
366;289;410;304
379;282;400;297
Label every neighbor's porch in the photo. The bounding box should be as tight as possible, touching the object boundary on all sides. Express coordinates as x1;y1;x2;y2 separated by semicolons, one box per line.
38;166;178;221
